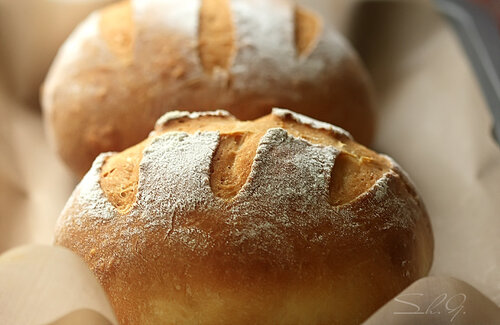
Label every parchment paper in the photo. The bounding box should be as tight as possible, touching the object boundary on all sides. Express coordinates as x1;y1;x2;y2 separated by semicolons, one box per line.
0;0;498;323
343;0;500;305
0;245;118;325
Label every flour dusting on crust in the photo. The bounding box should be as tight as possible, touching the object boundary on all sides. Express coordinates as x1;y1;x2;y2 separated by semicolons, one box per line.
55;112;423;273
233;128;338;219
225;128;340;257
55;153;119;233
154;110;232;131
272;108;352;139
75;153;118;220
134;131;222;230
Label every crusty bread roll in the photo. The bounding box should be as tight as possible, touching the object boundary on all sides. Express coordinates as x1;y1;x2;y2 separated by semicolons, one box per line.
54;108;433;325
42;0;375;176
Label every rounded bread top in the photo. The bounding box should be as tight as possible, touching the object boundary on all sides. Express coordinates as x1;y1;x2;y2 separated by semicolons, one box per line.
56;108;429;276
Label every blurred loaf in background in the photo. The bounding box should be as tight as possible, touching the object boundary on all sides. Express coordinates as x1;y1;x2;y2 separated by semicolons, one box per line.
41;0;375;176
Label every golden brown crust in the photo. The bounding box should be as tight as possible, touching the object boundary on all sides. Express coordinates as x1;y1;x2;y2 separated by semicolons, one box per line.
42;0;375;176
55;109;433;325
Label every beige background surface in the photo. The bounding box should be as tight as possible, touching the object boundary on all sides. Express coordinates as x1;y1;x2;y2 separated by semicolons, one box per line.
0;0;498;323
340;1;500;305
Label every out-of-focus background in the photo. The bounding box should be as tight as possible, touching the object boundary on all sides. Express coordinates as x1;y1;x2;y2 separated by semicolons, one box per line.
0;0;499;322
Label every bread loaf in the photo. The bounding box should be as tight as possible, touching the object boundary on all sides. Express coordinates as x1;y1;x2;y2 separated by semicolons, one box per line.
54;108;433;325
42;0;375;176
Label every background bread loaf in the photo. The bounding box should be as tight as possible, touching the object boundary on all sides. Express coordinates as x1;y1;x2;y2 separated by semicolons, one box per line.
54;109;433;325
42;0;375;176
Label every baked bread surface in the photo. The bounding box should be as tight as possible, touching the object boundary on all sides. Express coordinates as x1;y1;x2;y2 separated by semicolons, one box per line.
42;0;375;175
54;108;433;325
